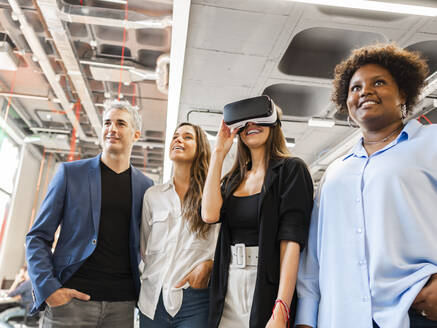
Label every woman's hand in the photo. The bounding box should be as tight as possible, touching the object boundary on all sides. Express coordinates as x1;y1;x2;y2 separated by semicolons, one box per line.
265;307;287;328
214;120;238;156
174;260;213;289
412;273;437;320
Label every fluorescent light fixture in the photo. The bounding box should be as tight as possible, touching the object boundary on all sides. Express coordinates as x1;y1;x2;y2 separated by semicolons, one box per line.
30;127;70;134
100;0;127;4
286;141;296;148
288;0;437;16
308;117;335;128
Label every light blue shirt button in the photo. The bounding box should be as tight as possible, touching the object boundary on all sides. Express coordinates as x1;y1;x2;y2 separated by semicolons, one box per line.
357;228;363;233
359;260;366;265
362;296;369;302
355;197;361;202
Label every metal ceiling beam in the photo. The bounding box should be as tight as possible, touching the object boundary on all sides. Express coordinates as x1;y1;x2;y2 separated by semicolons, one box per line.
7;0;91;141
58;0;172;29
36;0;102;139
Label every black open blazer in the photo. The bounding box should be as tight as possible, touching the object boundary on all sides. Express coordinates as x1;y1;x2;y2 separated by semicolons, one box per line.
208;157;314;328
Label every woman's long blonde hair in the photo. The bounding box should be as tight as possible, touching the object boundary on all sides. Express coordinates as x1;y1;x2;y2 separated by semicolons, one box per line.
223;104;290;188
176;123;212;238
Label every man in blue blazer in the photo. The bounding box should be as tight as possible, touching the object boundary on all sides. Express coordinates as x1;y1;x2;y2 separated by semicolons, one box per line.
26;100;154;327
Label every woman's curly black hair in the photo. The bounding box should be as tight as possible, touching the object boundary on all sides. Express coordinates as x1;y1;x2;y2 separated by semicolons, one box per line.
332;43;429;114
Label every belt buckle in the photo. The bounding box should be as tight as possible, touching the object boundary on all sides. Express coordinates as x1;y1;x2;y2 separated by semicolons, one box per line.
234;243;246;268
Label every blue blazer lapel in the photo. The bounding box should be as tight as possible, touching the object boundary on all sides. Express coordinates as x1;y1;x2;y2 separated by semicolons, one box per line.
88;155;102;234
130;167;141;243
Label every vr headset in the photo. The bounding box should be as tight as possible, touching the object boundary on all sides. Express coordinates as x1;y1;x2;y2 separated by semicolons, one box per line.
223;95;279;131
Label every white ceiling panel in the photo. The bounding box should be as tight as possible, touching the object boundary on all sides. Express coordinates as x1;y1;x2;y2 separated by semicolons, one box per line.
191;0;294;15
188;4;288;57
180;80;251;110
420;19;437;34
178;1;436;181
183;47;267;86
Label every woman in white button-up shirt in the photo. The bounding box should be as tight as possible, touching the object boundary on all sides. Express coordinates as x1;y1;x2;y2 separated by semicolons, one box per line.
138;123;219;328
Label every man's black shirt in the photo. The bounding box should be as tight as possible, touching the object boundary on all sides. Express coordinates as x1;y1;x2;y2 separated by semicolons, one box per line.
64;161;135;301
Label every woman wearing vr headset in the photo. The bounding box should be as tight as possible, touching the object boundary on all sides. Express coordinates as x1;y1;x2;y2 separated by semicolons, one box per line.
202;97;314;328
138;123;218;328
295;44;437;328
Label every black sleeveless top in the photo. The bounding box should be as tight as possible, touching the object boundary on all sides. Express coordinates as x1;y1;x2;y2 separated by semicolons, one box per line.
226;193;260;246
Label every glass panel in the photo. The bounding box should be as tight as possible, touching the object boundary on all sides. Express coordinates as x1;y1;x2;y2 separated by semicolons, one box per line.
0;136;20;194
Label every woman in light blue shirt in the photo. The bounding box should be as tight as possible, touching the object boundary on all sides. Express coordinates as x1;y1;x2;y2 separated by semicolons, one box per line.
296;44;437;328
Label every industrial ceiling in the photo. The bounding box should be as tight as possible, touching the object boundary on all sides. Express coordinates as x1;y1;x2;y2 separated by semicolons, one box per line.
1;0;436;183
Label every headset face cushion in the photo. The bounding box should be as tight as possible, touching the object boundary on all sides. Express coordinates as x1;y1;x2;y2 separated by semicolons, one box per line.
223;96;277;131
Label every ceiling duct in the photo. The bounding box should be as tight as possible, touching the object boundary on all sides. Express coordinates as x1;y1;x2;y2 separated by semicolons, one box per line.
58;0;173;29
81;59;157;83
81;55;170;94
7;0;92;142
24;132;71;150
36;0;102;139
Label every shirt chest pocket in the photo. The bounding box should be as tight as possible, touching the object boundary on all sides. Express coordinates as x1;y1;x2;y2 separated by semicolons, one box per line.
146;211;169;255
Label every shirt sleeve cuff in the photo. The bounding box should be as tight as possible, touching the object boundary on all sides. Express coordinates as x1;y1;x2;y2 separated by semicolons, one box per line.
32;278;63;314
294;297;319;327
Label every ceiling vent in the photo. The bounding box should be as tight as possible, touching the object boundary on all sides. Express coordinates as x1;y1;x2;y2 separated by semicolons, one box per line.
278;27;386;79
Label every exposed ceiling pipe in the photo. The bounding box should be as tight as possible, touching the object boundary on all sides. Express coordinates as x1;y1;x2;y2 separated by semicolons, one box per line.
30;127;70;134
0;92;51;101
156;53;169;95
81;54;170;94
80;59;157;83
36;0;103;139
7;0;91;141
58;0;172;29
148;0;173;3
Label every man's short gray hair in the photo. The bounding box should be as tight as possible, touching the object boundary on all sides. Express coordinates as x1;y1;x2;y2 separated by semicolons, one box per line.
102;99;142;133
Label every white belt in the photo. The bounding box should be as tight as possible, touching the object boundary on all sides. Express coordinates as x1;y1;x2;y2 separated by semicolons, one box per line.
230;244;258;268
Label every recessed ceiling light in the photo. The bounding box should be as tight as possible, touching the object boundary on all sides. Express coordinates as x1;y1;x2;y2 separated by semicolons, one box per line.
308;117;335;128
287;0;437;16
